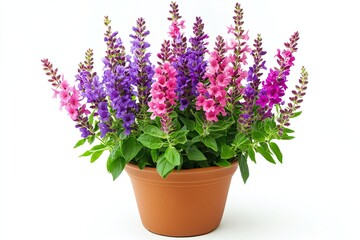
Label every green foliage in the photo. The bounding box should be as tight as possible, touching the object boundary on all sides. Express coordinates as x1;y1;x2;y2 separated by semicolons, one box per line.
107;144;126;180
90;150;104;163
186;145;207;161
170;130;188;145
138;134;164;149
221;145;235;159
142;125;166;138
156;155;177;178
164;146;181;165
255;144;276;164
123;136;143;162
215;159;231;167
238;153;249;183
269;142;283;163
203;136;218;152
74;139;86;148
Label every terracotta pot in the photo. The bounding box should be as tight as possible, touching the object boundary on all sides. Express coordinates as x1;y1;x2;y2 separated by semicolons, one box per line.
125;162;238;237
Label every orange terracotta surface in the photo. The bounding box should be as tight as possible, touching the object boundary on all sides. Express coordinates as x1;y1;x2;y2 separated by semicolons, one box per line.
125;162;238;237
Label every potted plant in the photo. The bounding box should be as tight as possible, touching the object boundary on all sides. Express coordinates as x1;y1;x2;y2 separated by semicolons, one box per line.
41;2;308;237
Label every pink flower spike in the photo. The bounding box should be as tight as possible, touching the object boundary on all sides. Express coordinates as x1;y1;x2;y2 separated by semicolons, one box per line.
67;107;78;121
52;89;59;98
205;110;218;122
240;53;248;65
179;20;185;29
216;73;228;87
166;79;176;89
60;78;69;90
80;104;90;115
225;39;237;50
155;103;167;115
208;85;222;99
242;30;249;40
196;94;206;110
59;90;69;100
227;25;235;34
157;75;167;87
203;99;215;112
209;57;219;72
68;94;81;109
197;82;207;95
155;66;162;74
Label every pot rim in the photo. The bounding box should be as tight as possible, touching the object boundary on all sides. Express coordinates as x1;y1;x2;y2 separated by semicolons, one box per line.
125;161;238;185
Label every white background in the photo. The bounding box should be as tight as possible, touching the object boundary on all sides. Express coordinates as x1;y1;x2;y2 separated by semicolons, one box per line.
1;0;359;239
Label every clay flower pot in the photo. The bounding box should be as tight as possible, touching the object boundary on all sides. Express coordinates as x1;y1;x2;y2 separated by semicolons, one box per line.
125;162;238;237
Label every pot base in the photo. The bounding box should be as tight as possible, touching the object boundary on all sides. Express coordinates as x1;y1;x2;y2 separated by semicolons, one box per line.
126;162;238;237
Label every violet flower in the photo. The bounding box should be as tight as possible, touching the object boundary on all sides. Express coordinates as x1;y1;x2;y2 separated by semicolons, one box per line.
102;17;138;135
256;32;300;117
76;49;110;138
175;17;209;110
128;17;155;119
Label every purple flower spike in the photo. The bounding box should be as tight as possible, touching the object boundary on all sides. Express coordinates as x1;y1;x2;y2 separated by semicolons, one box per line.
174;17;208;110
128;17;155;119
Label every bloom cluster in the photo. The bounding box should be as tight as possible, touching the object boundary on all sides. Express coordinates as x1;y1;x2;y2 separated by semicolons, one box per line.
148;62;177;133
42;2;308;182
54;77;81;120
196;37;232;122
174;17;209;110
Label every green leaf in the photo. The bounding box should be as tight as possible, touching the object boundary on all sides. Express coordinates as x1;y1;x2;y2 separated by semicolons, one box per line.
118;130;127;140
156;155;176;178
269;142;283;163
191;135;202;143
138;157;149;170
90;150;104;163
221;144;235;160
79;150;92;157
232;133;249;149
186;145;206;161
238;154;249;183
256;145;276;164
260;142;270;151
203;136;218;152
108;143;122;163
93;123;99;133
88;111;95;126
264;119;276;135
74;139;86;148
248;146;256;163
122;136;143;162
89;144;107;152
169;111;178;118
107;155;126;181
170;130;188;145
192;111;204;125
194;122;204;135
291;111;302;118
252;131;266;142
150;149;158;162
143;125;166;138
280;134;295;140
164;146;181;165
215;158;231;167
179;116;195;131
138;133;164;149
197;161;210;168
87;135;95;144
210;119;234;132
283;127;295;134
209;132;224;139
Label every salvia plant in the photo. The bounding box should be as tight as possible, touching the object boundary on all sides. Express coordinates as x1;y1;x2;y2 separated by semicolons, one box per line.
41;2;309;183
